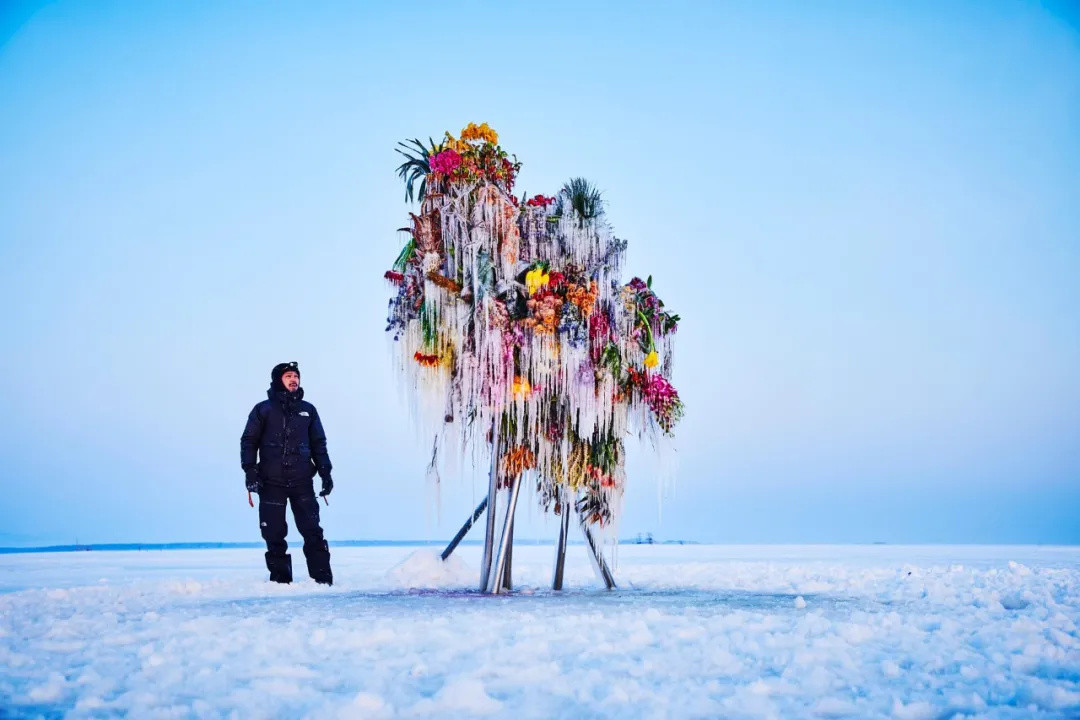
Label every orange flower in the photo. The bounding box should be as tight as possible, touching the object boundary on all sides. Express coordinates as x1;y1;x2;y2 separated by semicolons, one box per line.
502;445;536;477
426;271;462;294
460;122;499;145
512;375;532;398
566;280;598;317
527;294;563;334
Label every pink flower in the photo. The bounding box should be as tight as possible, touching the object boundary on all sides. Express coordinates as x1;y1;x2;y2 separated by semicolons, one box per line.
624;368;684;433
430;149;462;175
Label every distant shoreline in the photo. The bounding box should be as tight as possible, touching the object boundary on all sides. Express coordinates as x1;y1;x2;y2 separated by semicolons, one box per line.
0;539;702;555
3;541;1077;555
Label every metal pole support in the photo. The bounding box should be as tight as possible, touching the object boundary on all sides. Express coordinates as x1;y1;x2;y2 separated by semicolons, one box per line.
552;493;571;590
441;497;488;562
490;472;523;594
503;516;514;591
579;513;616;590
479;420;501;592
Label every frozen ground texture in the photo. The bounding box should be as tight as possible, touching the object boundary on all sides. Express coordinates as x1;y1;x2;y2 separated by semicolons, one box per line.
1;544;1079;719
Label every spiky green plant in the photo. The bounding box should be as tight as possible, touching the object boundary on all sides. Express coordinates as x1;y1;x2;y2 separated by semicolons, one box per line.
560;177;604;222
395;137;443;203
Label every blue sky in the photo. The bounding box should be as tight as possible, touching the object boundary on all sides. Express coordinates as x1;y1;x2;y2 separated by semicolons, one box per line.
1;1;1078;546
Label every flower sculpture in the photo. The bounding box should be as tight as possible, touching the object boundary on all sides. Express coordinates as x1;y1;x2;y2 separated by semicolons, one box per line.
387;124;683;537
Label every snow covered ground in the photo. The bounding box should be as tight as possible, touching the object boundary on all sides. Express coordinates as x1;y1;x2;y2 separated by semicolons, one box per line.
1;543;1078;719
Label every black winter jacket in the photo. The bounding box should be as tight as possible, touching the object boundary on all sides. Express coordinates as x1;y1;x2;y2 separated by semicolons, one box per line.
241;387;332;487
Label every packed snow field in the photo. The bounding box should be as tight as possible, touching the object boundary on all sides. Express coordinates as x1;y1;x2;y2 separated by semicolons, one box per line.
1;544;1078;719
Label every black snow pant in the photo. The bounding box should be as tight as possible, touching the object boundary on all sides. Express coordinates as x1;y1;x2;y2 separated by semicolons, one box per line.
258;483;332;584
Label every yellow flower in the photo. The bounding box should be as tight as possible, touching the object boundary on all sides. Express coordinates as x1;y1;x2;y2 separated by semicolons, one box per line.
644;350;659;369
525;267;550;295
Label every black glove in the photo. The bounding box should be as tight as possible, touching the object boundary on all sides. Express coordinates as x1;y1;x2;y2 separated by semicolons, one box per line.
245;469;262;493
320;476;333;497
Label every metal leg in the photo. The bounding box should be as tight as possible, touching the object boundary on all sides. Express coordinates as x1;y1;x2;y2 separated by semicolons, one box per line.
479;422;500;592
579;513;616;590
502;516;514;591
441;497;488;561
491;472;523;594
552;494;571;590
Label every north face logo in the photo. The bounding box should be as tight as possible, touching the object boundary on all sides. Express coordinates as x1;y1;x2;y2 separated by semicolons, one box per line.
300;411;310;417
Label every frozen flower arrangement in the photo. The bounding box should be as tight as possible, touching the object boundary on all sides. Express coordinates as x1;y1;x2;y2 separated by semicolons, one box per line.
386;125;684;534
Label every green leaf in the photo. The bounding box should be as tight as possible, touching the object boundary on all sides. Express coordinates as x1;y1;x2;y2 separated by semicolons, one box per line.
393;238;416;273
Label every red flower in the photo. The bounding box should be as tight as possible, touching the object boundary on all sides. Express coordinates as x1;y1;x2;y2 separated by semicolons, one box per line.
526;194;556;207
384;270;404;284
413;352;440;367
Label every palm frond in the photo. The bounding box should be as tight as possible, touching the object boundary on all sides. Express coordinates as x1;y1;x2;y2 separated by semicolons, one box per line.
395;137;443;203
560;177;604;222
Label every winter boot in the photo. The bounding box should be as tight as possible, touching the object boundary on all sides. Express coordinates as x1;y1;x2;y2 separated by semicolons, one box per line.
305;540;333;585
266;552;293;584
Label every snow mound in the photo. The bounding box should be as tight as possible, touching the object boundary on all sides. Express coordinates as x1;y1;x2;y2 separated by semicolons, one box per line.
891;699;937;719
385;549;474;589
410;677;503;716
332;692;393;720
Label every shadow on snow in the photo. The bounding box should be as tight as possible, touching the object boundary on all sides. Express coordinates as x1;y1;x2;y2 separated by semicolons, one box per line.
198;586;865;617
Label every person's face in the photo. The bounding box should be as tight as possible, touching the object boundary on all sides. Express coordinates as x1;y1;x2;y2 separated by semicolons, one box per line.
281;371;300;391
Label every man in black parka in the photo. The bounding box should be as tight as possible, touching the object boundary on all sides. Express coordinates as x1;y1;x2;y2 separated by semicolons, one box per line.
241;362;334;585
